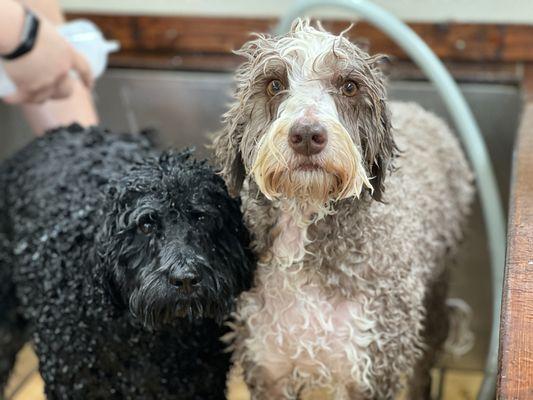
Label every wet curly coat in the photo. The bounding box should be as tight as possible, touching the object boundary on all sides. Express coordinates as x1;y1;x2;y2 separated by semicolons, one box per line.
213;20;474;399
0;125;255;399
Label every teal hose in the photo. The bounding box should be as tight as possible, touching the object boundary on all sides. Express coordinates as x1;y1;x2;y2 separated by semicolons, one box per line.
276;2;505;399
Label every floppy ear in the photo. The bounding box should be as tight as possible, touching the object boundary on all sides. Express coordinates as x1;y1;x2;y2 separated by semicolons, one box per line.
212;105;246;197
355;53;396;202
366;99;395;202
356;62;394;202
94;184;127;309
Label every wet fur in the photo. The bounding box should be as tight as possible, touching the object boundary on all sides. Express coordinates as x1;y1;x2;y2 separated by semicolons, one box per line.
213;20;474;399
0;125;255;399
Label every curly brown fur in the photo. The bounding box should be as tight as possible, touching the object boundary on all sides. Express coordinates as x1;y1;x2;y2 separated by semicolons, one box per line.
213;19;474;399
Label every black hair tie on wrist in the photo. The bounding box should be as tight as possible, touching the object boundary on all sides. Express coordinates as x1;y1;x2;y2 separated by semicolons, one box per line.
1;9;40;61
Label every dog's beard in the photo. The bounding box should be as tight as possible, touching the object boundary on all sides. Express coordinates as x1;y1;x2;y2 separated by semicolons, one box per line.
252;117;372;210
128;272;228;330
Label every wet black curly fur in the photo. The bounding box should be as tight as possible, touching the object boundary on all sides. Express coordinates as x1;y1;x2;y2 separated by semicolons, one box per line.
0;124;255;400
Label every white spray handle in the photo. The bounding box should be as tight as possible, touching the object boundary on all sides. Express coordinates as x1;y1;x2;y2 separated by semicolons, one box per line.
0;19;119;98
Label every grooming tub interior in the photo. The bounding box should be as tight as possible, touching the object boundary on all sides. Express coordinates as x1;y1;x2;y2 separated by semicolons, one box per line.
0;69;521;373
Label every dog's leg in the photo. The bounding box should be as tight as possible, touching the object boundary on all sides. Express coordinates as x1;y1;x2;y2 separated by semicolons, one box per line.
408;271;449;400
0;234;29;391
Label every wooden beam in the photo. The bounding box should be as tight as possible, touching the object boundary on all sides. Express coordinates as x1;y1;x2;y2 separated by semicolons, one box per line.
66;14;533;65
498;64;533;399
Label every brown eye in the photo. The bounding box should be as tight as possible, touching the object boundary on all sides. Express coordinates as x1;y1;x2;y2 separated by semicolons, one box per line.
138;214;158;235
341;80;358;97
267;79;285;96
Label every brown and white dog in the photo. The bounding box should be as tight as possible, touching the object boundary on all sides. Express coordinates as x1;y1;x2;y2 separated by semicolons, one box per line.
213;19;474;400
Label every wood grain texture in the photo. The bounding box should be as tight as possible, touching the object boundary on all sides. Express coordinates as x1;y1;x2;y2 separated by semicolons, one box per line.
498;65;533;399
65;14;533;68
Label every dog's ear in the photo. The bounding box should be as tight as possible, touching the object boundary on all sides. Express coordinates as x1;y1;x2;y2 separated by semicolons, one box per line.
360;55;396;202
212;108;246;197
95;185;127;309
366;99;395;202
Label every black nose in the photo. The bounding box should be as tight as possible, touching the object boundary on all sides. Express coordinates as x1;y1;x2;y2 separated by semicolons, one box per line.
288;120;328;156
169;269;202;294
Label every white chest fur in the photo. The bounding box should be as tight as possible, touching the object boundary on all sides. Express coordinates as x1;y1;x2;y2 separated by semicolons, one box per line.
239;265;377;394
238;208;378;394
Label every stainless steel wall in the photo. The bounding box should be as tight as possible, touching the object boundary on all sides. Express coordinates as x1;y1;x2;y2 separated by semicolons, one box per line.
0;69;522;370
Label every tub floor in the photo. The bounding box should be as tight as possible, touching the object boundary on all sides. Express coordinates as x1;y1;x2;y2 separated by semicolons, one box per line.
5;344;483;400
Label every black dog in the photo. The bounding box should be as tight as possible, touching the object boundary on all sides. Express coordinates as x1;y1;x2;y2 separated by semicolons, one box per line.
0;125;254;399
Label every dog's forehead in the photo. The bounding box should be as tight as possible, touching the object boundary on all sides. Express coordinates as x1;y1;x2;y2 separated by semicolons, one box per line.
290;27;366;70
170;173;222;204
279;28;340;61
127;164;220;209
253;27;370;84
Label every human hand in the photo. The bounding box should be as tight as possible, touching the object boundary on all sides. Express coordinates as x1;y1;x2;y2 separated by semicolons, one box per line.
3;12;93;104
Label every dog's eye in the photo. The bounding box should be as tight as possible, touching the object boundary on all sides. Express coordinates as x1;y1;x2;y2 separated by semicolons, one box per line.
267;79;285;96
137;214;158;235
341;80;358;97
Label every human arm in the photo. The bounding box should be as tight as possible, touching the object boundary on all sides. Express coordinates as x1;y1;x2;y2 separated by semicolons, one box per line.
1;0;98;133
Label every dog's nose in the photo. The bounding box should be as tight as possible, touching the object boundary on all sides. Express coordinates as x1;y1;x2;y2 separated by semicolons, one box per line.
169;269;202;294
288;120;328;156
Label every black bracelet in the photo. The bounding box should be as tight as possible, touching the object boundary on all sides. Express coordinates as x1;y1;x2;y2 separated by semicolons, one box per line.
1;8;40;61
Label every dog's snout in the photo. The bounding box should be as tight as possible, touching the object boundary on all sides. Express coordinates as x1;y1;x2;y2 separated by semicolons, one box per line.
288;120;328;156
169;269;202;294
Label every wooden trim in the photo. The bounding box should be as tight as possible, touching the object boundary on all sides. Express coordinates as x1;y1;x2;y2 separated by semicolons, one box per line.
498;64;533;399
65;14;533;70
102;50;523;84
